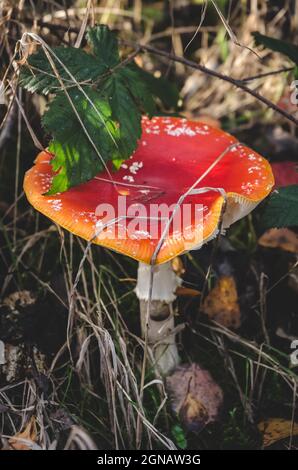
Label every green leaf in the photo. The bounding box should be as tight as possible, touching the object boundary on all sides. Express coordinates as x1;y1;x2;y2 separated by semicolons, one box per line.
262;185;298;229
171;424;187;450
43;87;119;194
252;32;298;65
103;72;142;158
19;25;121;95
20;25;180;194
19;46;105;95
120;66;157;116
86;24;119;68
129;63;179;109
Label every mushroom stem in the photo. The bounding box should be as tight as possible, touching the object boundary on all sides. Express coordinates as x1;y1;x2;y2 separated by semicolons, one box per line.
135;261;181;376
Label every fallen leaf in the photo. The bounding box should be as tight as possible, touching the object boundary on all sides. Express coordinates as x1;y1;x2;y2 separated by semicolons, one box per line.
271;161;298;188
179;393;209;432
175;286;200;297
258;418;298;447
166;363;223;432
258;228;298;253
202;276;241;328
3;290;35;309
16;42;37;66
9;417;37;450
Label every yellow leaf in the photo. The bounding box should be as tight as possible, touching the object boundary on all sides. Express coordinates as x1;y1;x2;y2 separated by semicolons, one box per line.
166;364;223;433
258;228;298;253
202;276;240;329
9;417;37;450
179;393;209;432
258;418;298;447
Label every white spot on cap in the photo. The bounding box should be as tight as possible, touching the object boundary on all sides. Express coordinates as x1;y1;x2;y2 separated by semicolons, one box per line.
129;161;143;174
123;175;135;183
166;125;196;137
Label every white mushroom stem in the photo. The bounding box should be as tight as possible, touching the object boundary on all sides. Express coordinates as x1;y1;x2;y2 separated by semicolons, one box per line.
135;261;182;376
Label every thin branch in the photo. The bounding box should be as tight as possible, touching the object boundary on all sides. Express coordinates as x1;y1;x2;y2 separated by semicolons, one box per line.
128;42;298;126
24;21;298;126
32;20;79;35
239;66;294;83
22;20;298;125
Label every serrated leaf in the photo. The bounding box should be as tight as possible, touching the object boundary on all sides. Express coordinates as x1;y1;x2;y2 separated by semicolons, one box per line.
103;72;142;158
20;25;121;96
120;66;157;117
20;25;180;194
86;25;119;67
262;185;298;229
43;87;119;194
253;32;298;65
19;47;104;95
128;63;179;109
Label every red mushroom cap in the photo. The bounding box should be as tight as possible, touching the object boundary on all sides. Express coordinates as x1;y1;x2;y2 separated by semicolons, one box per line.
24;116;274;264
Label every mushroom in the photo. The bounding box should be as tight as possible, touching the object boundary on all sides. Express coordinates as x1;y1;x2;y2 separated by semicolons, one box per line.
24;116;274;375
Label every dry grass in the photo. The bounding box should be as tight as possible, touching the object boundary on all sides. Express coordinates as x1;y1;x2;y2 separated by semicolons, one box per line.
0;0;297;450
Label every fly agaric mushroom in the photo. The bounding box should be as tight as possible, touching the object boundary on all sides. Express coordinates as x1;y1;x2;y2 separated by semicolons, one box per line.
24;116;274;375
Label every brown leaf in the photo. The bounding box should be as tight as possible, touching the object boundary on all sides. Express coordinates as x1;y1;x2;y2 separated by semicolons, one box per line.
179;393;209;432
3;290;35;309
9;417;37;450
202;276;241;329
258;228;298;254
17;41;38;66
175;286;200;297
258;418;298;448
166;364;223;432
